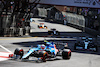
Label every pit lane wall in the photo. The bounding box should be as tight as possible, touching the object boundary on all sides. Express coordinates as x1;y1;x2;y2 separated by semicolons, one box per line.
29;0;100;8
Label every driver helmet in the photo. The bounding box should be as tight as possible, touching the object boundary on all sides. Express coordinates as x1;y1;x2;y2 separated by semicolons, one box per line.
41;44;46;49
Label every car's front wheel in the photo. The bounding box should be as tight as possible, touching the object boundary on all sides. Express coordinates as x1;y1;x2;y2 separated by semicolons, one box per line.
14;48;24;59
41;52;48;62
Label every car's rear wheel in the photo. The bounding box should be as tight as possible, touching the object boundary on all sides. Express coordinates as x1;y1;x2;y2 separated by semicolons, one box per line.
56;31;60;35
48;31;51;35
62;50;71;59
95;46;98;52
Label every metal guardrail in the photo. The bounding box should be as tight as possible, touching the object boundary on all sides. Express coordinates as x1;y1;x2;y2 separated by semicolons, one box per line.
62;12;85;27
38;8;47;18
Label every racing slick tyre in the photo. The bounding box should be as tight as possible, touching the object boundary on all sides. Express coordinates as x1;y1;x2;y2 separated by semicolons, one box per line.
56;31;60;35
44;26;47;29
95;46;98;52
14;48;24;59
38;25;39;28
93;46;98;52
48;31;51;35
74;42;85;50
87;44;98;52
62;49;71;59
41;52;48;62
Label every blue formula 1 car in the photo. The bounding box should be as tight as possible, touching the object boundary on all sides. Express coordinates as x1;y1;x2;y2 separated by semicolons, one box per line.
13;40;71;62
74;37;98;52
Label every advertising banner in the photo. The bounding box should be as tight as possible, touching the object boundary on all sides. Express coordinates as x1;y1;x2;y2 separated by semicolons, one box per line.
29;0;100;8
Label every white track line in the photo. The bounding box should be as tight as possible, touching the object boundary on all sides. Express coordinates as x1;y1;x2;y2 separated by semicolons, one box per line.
0;45;13;61
0;52;12;61
0;45;13;53
0;58;9;61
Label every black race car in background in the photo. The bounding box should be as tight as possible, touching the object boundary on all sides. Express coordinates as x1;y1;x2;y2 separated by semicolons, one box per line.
48;28;60;35
74;37;98;52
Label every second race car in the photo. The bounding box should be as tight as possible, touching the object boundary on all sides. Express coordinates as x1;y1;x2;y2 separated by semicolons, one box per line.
74;37;98;52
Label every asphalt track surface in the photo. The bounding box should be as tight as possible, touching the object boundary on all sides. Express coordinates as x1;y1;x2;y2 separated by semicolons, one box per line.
0;18;100;67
